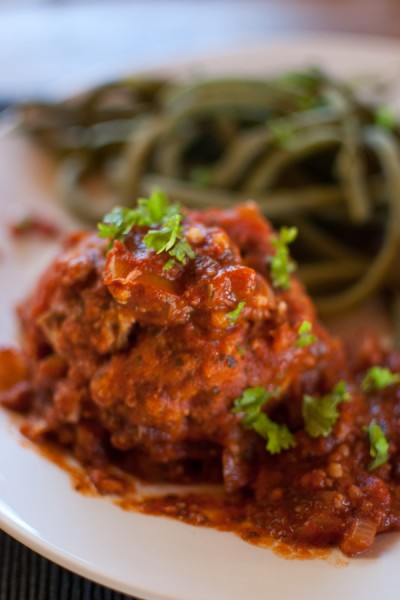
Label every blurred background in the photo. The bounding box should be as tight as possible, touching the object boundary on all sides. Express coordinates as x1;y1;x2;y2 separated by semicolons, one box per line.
0;0;399;104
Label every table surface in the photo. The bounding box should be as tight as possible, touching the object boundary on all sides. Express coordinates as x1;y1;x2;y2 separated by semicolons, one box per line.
1;1;400;598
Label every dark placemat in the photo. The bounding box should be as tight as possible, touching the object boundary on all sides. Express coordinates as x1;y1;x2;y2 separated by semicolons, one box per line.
0;530;137;600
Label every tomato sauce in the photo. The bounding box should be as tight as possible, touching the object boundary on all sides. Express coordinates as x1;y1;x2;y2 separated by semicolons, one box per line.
1;202;400;558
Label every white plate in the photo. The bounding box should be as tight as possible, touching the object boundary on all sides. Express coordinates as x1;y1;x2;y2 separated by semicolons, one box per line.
2;33;400;600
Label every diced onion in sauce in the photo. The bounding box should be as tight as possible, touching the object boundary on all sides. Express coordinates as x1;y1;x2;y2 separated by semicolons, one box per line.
340;518;377;556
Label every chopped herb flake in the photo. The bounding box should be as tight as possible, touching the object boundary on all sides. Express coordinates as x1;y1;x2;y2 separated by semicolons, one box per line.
253;413;297;454
98;191;194;267
296;320;317;348
98;206;139;245
163;259;176;271
168;237;195;263
361;366;400;392
364;422;389;471
302;380;350;438
232;386;272;425
268;226;298;290
143;213;181;254
227;301;246;325
232;386;296;454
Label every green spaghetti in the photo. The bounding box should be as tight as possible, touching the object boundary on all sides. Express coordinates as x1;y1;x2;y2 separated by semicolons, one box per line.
17;68;400;334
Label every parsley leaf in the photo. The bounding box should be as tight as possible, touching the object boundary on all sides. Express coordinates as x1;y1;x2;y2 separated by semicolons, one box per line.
143;214;182;254
232;386;296;454
364;422;389;471
253;413;296;454
268;226;298;290
162;259;176;271
226;301;246;326
143;212;195;265
232;386;273;426
137;190;181;225
98;190;175;243
296;320;317;348
98;206;139;244
361;366;400;392
168;237;195;263
98;191;194;267
302;380;350;438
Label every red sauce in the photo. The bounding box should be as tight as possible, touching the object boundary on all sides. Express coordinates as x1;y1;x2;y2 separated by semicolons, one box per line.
9;215;61;239
28;436;332;561
1;202;400;559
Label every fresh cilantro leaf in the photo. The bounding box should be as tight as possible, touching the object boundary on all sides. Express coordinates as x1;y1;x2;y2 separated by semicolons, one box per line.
98;191;194;267
144;214;195;265
163;259;176;271
302;380;350;438
97;206;139;243
375;106;396;131
232;386;295;454
253;413;296;454
98;190;179;243
232;386;273;426
168;237;196;263
136;190;180;225
226;301;246;326
144;214;182;254
268;226;298;290
364;422;389;471
296;320;317;348
361;366;400;392
237;347;245;357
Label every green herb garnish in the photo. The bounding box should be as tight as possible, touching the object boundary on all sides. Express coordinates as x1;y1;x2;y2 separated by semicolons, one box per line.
163;259;176;271
253;413;296;454
268;226;298;290
137;189;180;224
167;237;195;263
226;301;246;325
232;386;296;454
302;380;350;438
143;213;181;253
361;366;400;392
232;386;273;426
375;106;396;131
364;422;389;471
296;320;317;348
98;191;194;267
98;206;140;245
